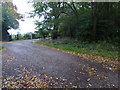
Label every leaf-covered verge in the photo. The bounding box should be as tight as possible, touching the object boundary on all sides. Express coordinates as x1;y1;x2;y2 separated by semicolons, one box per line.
35;39;119;70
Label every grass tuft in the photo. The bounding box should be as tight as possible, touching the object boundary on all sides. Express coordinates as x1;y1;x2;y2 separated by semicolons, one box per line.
0;46;4;50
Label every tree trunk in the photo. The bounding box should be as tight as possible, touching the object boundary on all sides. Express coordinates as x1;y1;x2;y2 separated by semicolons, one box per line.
2;30;9;41
92;2;98;42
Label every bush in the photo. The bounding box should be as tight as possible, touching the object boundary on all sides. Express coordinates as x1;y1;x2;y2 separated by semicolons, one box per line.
51;30;59;39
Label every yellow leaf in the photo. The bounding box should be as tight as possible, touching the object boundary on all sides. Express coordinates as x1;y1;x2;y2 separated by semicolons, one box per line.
87;78;91;81
89;72;95;76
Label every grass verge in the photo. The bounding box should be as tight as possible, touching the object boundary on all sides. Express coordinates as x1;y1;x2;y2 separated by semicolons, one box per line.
35;39;119;69
36;40;118;59
0;46;4;50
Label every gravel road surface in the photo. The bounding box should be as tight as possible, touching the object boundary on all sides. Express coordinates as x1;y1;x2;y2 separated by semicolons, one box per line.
2;40;119;88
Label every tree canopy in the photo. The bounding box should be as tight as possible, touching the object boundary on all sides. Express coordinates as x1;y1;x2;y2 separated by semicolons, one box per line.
1;1;23;41
30;2;120;44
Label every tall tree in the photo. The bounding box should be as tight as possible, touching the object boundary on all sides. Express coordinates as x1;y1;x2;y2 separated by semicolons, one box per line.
1;1;23;41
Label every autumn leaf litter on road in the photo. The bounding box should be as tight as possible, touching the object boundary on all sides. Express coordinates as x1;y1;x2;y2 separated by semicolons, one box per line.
3;67;77;88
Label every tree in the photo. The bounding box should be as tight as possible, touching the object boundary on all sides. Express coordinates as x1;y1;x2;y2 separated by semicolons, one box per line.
30;2;120;44
1;1;23;41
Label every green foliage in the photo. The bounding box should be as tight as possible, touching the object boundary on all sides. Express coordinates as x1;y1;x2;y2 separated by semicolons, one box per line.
32;33;38;39
0;46;4;50
36;40;118;59
35;29;49;39
40;30;49;39
1;2;23;41
23;33;32;39
51;30;59;39
30;2;120;44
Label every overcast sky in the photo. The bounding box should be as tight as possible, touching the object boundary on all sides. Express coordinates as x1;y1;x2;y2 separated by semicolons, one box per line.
8;0;43;35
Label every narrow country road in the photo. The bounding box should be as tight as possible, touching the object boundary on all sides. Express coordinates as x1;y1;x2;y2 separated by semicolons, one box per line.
2;40;119;88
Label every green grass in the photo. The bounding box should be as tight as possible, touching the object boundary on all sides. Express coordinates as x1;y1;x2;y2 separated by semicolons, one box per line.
0;46;4;50
36;40;118;59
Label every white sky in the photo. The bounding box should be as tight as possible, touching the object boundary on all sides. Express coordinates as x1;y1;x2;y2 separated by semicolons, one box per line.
8;0;43;35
